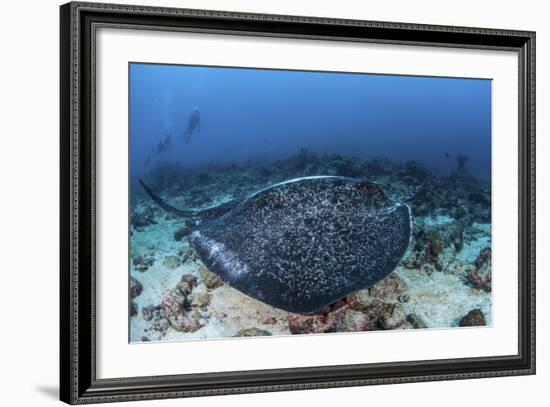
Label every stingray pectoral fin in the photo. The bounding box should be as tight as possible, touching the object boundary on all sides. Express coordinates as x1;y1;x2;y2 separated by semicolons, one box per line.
138;179;195;218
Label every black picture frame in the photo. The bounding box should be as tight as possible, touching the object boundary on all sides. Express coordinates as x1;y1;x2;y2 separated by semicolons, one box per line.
60;2;536;404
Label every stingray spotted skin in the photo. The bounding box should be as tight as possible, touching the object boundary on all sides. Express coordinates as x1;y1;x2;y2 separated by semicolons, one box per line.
141;176;412;314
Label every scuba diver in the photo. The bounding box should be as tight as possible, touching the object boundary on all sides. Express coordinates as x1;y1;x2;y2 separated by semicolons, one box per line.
183;107;201;144
144;133;172;167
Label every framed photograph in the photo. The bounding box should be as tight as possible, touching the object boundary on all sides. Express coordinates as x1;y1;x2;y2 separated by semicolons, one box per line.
60;1;536;404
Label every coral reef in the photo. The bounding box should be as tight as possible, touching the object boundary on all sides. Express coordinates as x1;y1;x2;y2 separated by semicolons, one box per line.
129;149;492;342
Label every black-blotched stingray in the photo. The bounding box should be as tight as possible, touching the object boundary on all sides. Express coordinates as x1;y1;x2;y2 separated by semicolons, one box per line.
139;176;412;314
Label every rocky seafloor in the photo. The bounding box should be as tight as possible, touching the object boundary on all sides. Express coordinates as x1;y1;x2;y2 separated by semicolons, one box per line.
130;149;492;342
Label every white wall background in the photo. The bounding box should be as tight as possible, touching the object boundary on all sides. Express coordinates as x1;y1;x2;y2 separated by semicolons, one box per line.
0;0;546;406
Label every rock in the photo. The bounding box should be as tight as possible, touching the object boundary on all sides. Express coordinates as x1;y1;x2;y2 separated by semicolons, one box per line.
174;224;192;241
190;292;211;309
141;336;150;342
130;277;143;299
468;270;491;292
162;255;181;269
343;291;370;312
454;205;468;220
431;239;444;256
198;266;223;289
131;206;157;229
181;273;197;286
177;250;189;263
401;256;417;269
177;274;198;296
420;263;437;275
176;281;191;296
134;255;155;272
468;247;492;291
413;242;444;272
379;303;406;330
130;301;138;317
161;289;187;317
459;309;486;327
169;311;203;333
367;274;406;300
429;231;445;256
234;328;273;337
142;304;171;337
263;317;277;325
142;304;160;321
135;264;148;273
334;310;374;331
475;247;491;269
181;273;198;288
407;313;428;329
161;290;202;332
288;311;339;334
397;294;410;303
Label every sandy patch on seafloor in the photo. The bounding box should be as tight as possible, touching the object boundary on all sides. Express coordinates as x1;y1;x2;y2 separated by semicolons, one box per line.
395;266;492;328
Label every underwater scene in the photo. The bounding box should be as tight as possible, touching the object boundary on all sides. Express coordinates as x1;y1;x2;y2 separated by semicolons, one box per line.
129;63;492;342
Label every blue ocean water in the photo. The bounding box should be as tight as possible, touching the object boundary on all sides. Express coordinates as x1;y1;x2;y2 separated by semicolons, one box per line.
130;63;491;182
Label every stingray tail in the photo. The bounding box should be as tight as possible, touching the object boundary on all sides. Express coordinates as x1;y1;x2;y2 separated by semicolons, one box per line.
139;179;195;218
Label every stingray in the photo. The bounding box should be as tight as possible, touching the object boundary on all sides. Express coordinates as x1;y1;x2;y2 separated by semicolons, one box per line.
139;176;412;314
